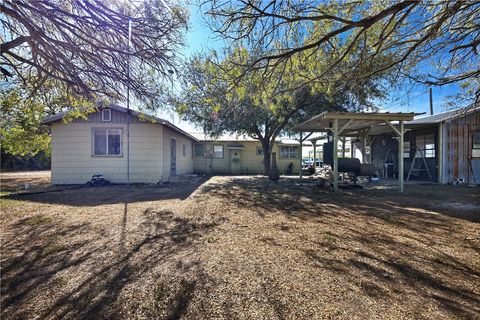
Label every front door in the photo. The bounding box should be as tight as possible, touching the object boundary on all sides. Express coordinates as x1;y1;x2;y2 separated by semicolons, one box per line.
170;138;176;176
230;150;242;175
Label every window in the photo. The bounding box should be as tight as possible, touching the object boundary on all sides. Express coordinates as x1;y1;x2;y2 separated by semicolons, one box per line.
191;141;194;158
403;141;411;158
280;146;298;159
256;146;263;156
102;109;111;122
213;145;224;158
195;143;204;157
473;132;480;158
93;128;122;156
415;134;435;158
183;144;186;156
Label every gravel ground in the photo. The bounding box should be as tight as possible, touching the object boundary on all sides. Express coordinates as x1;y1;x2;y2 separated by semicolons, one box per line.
1;173;479;319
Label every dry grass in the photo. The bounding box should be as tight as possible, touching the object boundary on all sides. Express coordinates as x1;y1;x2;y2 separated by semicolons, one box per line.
1;172;479;319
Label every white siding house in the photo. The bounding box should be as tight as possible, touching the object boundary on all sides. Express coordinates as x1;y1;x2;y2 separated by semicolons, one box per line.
42;105;197;184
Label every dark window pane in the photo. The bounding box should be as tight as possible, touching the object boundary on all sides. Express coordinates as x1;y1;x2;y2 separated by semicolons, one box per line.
94;129;107;155
108;130;121;155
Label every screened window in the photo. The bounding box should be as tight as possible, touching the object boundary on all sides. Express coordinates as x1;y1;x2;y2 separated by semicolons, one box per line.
213;145;224;158
256;146;263;156
416;134;435;158
280;146;298;159
93;128;122;156
102;109;111;122
195;143;204;156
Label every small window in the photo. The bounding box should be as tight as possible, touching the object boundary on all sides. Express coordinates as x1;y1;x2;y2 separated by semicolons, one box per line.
280;146;298;159
256;146;263;156
183;144;186;156
473;132;480;149
195;143;204;156
102;109;111;122
473;132;480;158
213;145;224;159
191;141;194;158
93;128;122;156
416;134;435;158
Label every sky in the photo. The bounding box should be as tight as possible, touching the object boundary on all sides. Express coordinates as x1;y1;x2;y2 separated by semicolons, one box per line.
157;3;464;134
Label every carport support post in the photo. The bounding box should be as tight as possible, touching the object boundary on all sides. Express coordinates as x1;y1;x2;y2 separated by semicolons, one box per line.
299;132;303;179
312;139;317;169
399;120;404;193
333;118;339;192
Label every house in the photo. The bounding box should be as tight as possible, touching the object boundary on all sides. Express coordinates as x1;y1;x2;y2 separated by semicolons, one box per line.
192;134;302;175
42;104;198;184
368;105;480;184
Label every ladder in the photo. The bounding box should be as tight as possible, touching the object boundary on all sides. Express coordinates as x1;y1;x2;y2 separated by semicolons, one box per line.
407;147;433;182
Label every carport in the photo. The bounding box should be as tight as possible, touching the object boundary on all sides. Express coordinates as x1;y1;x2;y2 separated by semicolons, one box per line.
294;111;421;193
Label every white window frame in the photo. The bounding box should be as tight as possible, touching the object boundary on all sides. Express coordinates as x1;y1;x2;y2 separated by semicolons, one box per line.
102;109;111;122
213;145;224;159
92;128;123;157
280;146;298;159
415;134;435;158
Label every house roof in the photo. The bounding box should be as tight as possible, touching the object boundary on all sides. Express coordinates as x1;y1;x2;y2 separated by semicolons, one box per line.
189;133;304;145
41;104;198;142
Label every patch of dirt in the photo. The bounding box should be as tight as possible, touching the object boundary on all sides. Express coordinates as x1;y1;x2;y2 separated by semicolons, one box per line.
1;174;479;319
0;171;51;193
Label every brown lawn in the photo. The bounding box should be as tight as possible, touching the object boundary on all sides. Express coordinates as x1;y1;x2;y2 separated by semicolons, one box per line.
1;172;479;319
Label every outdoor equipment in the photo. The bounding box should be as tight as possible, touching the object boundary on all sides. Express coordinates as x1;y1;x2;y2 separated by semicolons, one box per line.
86;174;110;187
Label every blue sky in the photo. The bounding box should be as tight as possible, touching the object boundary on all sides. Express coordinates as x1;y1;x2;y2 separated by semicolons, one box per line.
159;3;463;133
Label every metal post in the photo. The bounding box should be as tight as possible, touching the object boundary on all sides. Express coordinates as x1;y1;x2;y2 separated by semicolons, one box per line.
126;18;132;185
333;119;339;192
398;120;404;193
438;123;443;184
312;139;317;170
429;88;433;115
299;132;303;179
361;130;367;163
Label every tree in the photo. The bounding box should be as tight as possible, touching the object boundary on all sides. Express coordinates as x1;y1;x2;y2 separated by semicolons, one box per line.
203;0;480;103
0;82;92;158
174;49;386;174
1;0;187;102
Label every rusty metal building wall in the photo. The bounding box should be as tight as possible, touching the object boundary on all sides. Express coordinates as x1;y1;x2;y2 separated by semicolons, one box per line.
444;110;480;184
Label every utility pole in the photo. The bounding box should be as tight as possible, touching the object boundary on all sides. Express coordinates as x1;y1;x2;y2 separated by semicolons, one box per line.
126;18;132;185
429;88;433;115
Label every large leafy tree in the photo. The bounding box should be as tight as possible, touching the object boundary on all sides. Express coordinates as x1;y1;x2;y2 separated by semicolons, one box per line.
1;0;187;102
0;82;92;158
175;48;386;174
203;0;480;104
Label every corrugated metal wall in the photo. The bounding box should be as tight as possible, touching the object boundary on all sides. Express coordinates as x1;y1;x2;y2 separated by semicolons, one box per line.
444;111;480;184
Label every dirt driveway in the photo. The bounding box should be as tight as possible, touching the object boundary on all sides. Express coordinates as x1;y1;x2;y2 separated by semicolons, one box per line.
1;173;479;319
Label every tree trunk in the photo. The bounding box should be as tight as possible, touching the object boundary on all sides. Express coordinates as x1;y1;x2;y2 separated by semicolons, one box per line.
261;139;271;176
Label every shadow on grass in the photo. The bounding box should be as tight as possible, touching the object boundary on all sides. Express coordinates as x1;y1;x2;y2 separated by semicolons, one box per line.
198;176;480;318
1;204;220;319
2;177;212;207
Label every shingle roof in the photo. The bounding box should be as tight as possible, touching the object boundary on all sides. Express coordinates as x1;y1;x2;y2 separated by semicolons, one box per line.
41;104;198;142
